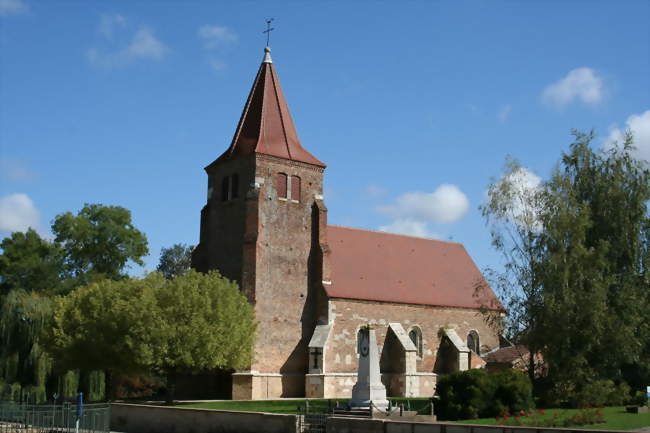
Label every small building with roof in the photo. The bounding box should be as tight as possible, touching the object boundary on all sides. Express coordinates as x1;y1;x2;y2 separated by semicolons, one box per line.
191;46;503;400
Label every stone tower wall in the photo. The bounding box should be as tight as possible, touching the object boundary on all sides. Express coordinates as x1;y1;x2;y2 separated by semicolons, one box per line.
250;155;325;376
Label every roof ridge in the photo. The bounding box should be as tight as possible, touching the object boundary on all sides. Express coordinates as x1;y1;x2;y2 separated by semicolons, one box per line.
269;64;292;160
327;224;463;246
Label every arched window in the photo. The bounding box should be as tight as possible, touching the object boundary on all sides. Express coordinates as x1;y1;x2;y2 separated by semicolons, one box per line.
231;174;239;199
290;175;301;202
467;330;480;354
276;173;288;199
220;176;230;202
409;327;423;358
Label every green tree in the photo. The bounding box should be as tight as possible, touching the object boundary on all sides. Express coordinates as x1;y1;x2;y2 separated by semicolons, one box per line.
480;158;546;381
0;289;54;403
538;131;649;395
157;243;194;280
47;274;165;399
47;270;256;402
52;204;149;283
0;229;67;296
154;270;256;403
484;130;649;402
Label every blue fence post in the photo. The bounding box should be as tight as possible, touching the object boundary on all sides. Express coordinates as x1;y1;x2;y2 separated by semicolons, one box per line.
76;392;83;433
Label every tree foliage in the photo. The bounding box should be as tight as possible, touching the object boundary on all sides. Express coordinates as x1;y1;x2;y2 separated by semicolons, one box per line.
537;131;649;395
480;158;545;379
52;204;148;282
0;229;67;296
155;270;256;401
48;274;164;377
47;270;256;401
483;130;650;400
157;244;193;280
0;289;54;402
0;203;150;401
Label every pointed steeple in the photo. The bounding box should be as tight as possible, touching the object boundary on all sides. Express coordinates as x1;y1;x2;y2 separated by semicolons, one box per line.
217;47;325;168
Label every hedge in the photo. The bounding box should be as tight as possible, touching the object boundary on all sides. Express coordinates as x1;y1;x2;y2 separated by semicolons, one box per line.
435;369;534;420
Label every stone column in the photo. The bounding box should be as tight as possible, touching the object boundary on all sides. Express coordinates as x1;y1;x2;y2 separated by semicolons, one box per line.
349;326;390;411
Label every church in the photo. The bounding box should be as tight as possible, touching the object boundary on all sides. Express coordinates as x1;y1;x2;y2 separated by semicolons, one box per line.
191;46;503;400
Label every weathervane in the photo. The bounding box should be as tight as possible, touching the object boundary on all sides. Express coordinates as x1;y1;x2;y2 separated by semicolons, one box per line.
263;18;274;47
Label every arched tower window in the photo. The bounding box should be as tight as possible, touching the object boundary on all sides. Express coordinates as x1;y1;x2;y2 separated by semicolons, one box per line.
276;173;288;199
409;327;423;358
220;176;230;202
231;174;239;199
467;330;480;354
290;175;301;202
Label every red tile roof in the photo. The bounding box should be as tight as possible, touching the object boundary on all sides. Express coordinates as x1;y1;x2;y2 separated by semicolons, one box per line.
325;226;503;311
216;49;325;168
483;345;529;364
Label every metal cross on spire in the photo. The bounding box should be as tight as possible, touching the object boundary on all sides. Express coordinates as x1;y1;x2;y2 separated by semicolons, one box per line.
263;18;274;47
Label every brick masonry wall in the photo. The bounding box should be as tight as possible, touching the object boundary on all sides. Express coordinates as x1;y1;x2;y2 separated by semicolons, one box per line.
251;155;325;378
192;156;255;281
326;298;500;375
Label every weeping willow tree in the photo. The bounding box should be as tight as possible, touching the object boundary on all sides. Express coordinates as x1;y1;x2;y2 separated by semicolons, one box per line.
0;290;106;403
0;290;53;403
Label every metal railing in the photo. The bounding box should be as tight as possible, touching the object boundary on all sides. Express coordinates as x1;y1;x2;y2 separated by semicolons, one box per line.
0;401;110;433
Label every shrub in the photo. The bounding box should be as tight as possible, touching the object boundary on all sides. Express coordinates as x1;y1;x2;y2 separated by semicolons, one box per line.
607;382;630;406
491;369;535;414
497;408;604;428
436;369;533;420
572;380;632;407
631;390;648;407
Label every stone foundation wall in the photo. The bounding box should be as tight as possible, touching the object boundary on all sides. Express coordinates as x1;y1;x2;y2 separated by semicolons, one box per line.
111;403;298;433
233;372;305;400
305;372;436;399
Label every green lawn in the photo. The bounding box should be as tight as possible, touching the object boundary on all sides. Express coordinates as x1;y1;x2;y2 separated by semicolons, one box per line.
455;406;650;431
180;400;650;431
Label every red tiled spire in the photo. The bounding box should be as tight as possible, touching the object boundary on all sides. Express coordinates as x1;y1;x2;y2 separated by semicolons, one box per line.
217;47;325;168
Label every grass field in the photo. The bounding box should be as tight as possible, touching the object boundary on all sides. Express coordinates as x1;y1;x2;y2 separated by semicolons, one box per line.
455;406;650;431
180;400;650;430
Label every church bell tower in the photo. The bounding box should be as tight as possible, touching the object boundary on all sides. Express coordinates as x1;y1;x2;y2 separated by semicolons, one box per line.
192;47;330;399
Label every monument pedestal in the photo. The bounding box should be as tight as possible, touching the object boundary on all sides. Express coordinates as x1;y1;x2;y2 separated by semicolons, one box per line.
349;326;391;413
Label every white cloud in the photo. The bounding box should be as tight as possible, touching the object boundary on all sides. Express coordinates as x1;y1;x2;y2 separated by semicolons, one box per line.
87;24;168;68
127;28;167;59
365;184;386;198
604;110;650;162
542;67;603;109
378;184;470;224
98;14;126;39
0;0;28;16
0;158;35;182
198;25;238;49
208;58;226;72
379;219;438;239
498;104;512;123
376;184;468;240
0;193;40;234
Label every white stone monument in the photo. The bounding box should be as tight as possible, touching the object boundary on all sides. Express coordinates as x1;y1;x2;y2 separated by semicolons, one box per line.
349;326;390;412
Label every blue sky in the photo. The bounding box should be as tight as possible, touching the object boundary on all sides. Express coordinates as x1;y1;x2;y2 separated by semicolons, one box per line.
1;0;649;276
